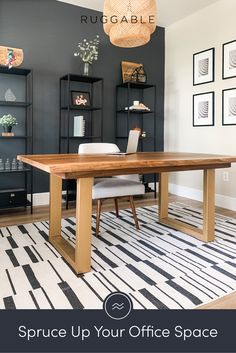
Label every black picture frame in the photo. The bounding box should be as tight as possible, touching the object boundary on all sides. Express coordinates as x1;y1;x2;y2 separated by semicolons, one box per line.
222;40;236;80
222;87;236;126
193;91;215;127
71;91;91;107
193;48;215;86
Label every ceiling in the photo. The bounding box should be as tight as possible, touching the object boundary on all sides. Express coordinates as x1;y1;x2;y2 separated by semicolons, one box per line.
57;0;219;27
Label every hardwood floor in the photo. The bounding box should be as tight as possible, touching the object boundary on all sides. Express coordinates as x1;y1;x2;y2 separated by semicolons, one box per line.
1;193;236;309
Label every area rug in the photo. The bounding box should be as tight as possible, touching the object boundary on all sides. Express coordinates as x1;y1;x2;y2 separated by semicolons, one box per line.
0;202;236;310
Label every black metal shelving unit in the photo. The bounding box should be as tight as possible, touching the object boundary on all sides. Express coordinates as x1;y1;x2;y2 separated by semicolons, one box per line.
115;81;157;196
0;67;33;213
59;74;103;208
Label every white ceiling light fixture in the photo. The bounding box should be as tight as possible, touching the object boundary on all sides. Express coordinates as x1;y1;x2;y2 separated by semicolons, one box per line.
103;0;157;48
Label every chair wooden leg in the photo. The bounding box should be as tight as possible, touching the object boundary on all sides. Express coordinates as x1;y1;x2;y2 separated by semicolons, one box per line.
114;198;119;217
129;196;139;230
96;199;102;237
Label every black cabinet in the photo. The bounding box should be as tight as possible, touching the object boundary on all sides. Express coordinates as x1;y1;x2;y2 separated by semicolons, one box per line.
0;188;28;209
59;74;104;207
0;67;33;213
115;82;157;195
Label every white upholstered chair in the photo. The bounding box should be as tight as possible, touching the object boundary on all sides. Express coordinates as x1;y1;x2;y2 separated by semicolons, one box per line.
78;143;145;236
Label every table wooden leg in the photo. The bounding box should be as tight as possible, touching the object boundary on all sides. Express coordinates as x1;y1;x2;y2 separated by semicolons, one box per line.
203;169;215;242
49;175;93;274
49;174;62;239
158;170;215;243
159;173;169;219
75;177;93;274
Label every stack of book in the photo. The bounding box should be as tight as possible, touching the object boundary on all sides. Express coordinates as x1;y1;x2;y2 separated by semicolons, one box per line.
74;116;85;137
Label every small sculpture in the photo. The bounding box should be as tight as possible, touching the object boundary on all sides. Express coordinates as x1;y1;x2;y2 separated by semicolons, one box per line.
4;89;16;102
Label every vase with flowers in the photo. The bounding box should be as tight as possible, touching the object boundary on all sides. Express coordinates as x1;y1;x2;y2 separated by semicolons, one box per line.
0;114;18;136
74;35;100;76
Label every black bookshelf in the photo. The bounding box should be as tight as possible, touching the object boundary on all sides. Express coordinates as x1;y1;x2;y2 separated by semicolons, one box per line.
115;82;157;196
59;73;104;208
0;67;33;213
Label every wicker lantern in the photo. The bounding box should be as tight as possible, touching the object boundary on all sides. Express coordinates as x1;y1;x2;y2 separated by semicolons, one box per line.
103;0;157;48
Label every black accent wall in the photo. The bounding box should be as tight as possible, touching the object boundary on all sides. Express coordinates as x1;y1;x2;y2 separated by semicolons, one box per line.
0;0;165;193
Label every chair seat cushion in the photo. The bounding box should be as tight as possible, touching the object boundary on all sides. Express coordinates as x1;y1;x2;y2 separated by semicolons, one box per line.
93;178;145;199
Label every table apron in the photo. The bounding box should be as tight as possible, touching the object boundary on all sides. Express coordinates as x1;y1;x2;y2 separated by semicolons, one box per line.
52;163;232;179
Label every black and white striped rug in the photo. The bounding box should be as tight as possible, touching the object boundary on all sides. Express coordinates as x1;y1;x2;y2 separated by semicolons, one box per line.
0;202;236;310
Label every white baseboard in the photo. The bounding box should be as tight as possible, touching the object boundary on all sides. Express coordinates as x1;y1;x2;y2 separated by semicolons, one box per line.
169;183;236;211
150;182;236;211
28;192;66;206
30;192;50;206
30;184;236;211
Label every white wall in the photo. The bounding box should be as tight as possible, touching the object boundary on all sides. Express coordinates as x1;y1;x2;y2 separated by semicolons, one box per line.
165;0;236;210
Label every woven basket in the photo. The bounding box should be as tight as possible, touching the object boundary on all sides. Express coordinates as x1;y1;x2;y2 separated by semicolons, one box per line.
0;46;24;67
104;0;157;48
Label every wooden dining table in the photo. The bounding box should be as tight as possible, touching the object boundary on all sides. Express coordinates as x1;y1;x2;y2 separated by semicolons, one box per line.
17;152;236;274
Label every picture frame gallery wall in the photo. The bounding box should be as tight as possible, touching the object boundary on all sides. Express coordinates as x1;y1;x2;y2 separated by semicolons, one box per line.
192;40;236;127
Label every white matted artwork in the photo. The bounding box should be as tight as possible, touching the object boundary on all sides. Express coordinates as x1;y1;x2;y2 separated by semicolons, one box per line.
193;92;214;127
222;88;236;125
193;48;215;85
223;40;236;80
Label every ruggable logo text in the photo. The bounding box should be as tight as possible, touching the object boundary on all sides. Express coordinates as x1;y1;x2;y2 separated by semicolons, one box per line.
80;15;156;25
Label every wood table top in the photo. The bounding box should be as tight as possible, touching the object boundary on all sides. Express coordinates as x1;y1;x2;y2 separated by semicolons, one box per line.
17;152;236;179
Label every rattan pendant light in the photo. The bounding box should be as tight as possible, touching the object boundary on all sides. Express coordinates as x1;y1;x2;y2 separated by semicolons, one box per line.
103;0;157;48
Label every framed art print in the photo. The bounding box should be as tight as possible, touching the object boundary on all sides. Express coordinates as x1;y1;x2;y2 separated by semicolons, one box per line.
223;40;236;79
193;48;215;86
193;92;215;127
222;88;236;125
71;91;91;107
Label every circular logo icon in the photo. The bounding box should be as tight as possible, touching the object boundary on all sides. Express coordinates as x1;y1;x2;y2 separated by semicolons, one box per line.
103;292;133;320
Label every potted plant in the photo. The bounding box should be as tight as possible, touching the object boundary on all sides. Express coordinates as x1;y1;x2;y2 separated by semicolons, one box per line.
0;114;18;136
74;35;100;76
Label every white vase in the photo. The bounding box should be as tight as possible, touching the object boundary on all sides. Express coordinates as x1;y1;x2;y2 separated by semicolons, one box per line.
5;89;16;102
83;62;91;76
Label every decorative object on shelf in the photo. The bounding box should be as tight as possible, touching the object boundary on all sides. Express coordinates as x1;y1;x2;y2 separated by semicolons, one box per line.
0;157;24;171
11;158;17;170
4;88;16;102
71;91;91;107
141;131;147;138
131;65;147;83
193;48;215;86
18;160;24;170
0;46;24;68
125;102;150;111
103;0;157;48
223;40;236;80
222;87;236;126
74;116;85;137
0;158;4;171
121;61;147;83
0;114;18;136
74;35;99;76
4;158;10;170
193;92;215;127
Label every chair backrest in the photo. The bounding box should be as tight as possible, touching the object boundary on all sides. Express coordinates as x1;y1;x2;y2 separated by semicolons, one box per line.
79;143;120;154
